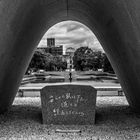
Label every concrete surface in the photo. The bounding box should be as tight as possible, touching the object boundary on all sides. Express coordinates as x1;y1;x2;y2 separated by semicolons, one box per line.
0;0;140;112
18;82;122;97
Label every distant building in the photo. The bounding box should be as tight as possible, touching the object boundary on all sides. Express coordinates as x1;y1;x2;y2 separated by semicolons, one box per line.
45;45;63;55
47;38;55;47
64;47;76;70
37;38;63;55
65;47;75;56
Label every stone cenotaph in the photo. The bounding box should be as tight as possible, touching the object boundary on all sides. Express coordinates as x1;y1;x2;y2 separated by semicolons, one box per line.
41;84;97;125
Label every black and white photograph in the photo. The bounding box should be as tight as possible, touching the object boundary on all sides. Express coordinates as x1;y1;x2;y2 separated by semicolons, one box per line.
0;0;139;139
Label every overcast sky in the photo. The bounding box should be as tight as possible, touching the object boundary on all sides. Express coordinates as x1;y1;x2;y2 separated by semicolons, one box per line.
38;21;103;53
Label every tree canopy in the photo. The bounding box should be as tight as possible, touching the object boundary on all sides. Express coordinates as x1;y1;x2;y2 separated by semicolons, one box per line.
26;47;114;74
73;46;114;73
26;49;67;74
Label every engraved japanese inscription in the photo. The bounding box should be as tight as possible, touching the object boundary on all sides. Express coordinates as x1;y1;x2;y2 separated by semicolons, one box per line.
41;84;97;125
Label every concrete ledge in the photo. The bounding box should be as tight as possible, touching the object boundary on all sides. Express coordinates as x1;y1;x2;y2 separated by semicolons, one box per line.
18;85;123;97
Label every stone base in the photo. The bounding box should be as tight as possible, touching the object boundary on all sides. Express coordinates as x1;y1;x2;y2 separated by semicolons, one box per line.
41;84;97;125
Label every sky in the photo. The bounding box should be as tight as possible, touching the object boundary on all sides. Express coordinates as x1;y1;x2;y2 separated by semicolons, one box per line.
37;21;103;54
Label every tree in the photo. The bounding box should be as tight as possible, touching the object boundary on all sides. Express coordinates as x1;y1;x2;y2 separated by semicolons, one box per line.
92;51;104;70
26;49;47;73
102;53;115;73
26;49;67;74
53;55;67;71
44;53;54;71
73;47;94;71
73;46;114;73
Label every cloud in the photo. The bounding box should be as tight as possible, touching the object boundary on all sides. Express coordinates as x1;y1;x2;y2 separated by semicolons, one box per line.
38;21;103;52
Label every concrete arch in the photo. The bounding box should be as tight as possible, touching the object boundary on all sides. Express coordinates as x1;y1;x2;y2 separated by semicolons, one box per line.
0;0;140;112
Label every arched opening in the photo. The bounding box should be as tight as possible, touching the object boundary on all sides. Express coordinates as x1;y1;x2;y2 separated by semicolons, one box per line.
27;20;115;80
0;0;140;112
24;20;119;101
36;20;104;70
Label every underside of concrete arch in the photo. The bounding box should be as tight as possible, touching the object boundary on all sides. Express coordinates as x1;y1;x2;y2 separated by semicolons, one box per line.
0;0;140;113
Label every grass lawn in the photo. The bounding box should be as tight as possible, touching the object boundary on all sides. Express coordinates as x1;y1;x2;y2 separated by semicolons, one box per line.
0;97;140;140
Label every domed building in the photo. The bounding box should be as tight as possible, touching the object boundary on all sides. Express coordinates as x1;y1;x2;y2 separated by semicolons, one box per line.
65;47;75;71
65;47;75;56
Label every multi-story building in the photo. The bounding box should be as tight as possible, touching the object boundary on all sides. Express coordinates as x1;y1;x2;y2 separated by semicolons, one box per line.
45;45;63;55
47;38;55;47
37;38;63;56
